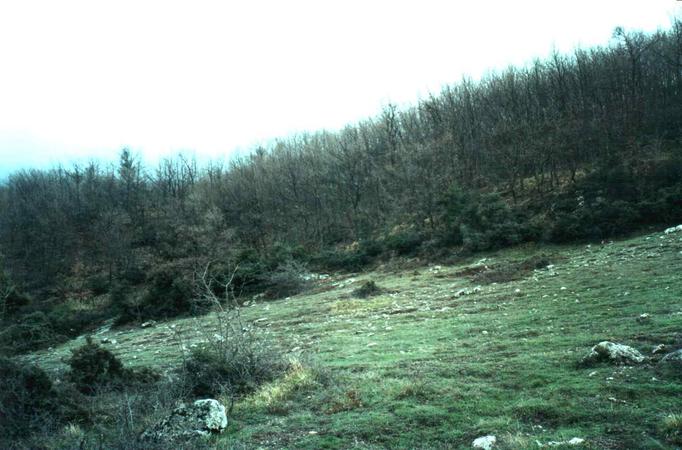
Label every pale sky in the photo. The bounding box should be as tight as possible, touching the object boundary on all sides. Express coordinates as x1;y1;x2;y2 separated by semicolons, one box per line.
0;0;680;176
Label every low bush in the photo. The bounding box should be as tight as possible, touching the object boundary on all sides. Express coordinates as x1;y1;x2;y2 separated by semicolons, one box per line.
179;334;288;399
440;187;531;252
385;230;423;255
312;248;370;272
264;260;311;299
1;266;32;317
66;337;158;394
0;357;88;440
179;276;290;399
0;311;59;355
116;261;197;325
546;160;682;242
358;238;384;258
352;280;383;298
48;302;109;338
86;274;110;296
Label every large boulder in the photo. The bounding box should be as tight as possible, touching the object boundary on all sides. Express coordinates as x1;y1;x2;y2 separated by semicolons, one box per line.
581;341;645;366
142;399;227;442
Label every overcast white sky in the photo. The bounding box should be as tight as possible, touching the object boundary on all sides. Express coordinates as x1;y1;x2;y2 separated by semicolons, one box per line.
0;0;680;175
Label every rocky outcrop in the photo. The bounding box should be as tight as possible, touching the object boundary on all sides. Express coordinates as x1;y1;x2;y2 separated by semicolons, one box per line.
581;341;645;365
142;399;227;442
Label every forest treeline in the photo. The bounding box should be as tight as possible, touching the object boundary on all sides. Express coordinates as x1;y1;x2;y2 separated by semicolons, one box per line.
1;22;682;350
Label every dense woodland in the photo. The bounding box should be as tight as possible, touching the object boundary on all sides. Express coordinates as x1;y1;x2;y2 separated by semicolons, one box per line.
1;22;682;353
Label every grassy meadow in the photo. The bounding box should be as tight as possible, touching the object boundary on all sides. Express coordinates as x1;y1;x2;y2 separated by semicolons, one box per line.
25;228;682;449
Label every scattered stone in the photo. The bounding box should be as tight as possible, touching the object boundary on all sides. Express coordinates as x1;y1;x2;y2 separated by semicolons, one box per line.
636;313;650;322
588;371;597;377
581;341;645;366
652;344;667;355
141;320;157;328
546;437;585;446
142;399;227;442
454;286;482;297
472;435;496;449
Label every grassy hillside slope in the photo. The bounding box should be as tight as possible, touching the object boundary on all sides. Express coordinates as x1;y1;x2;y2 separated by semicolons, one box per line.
27;228;682;449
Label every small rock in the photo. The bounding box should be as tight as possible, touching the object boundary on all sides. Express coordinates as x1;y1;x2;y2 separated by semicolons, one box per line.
652;344;667;355
472;435;496;450
636;313;650;322
547;437;585;446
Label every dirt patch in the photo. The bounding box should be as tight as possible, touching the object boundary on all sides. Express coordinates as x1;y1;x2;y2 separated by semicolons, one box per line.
470;255;553;284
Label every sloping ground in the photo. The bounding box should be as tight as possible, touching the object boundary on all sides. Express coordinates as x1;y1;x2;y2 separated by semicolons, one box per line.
28;229;682;449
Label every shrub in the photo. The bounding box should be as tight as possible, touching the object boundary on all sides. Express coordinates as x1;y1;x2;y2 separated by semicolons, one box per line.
120;265;146;285
0;311;59;355
312;248;370;272
352;280;383;298
66;337;127;394
179;277;289;399
86;274;110;296
142;263;195;318
385;230;423;255
358;239;384;258
115;261;197;325
1;286;31;316
0;357;88;439
0;267;31;317
441;187;529;251
264;260;311;299
47;302;109;338
179;338;288;399
66;337;158;394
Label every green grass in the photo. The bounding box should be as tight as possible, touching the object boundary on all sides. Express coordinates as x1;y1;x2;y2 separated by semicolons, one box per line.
26;229;682;448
